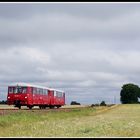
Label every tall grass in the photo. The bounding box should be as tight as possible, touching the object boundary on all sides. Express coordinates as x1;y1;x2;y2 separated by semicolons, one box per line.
0;107;102;137
1;105;140;137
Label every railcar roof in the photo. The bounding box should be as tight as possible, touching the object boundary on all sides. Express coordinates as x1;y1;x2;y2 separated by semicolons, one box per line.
49;88;64;93
9;82;50;90
9;82;64;92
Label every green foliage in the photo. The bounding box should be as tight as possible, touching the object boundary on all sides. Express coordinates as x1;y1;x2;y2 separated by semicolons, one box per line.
70;101;81;105
120;83;140;104
100;101;106;106
0;100;7;104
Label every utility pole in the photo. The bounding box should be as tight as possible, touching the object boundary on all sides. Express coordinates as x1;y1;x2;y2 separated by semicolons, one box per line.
114;96;116;104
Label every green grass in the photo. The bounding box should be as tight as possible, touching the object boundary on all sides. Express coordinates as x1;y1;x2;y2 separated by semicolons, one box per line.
0;104;140;137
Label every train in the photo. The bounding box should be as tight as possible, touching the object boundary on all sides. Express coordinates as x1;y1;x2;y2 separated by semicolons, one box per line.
7;83;65;109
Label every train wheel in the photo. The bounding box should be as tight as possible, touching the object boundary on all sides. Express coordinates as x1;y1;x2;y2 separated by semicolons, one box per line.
39;106;42;109
50;106;54;109
43;106;46;109
57;106;61;109
18;106;21;109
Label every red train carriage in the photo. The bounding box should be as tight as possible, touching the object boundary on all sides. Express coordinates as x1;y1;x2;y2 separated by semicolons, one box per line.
49;88;65;109
7;83;65;109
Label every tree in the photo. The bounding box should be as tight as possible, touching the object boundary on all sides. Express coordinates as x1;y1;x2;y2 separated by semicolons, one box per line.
100;101;106;106
120;83;140;104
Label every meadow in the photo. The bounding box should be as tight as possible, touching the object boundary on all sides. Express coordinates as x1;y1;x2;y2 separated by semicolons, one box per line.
0;104;140;137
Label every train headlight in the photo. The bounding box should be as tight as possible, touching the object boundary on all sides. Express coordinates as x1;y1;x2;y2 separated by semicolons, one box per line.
8;96;10;99
25;96;27;99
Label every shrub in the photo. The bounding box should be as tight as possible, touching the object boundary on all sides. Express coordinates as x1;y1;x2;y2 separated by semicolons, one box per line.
100;101;106;106
70;101;81;105
91;104;95;107
95;104;100;106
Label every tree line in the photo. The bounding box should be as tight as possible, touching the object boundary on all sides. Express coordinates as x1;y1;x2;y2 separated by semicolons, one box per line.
0;100;7;104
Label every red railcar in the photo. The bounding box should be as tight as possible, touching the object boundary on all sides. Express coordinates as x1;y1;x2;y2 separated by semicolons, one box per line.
7;83;65;109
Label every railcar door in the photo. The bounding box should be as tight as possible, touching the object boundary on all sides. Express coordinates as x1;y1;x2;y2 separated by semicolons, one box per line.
27;87;33;105
49;90;54;106
32;87;38;105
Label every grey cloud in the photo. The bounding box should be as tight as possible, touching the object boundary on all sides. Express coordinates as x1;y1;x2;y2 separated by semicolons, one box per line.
0;3;140;104
1;3;140;48
0;3;140;20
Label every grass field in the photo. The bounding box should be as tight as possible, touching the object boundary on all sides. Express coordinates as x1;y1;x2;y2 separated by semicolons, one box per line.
0;104;140;137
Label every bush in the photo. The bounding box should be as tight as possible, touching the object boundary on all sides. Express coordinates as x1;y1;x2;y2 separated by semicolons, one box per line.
0;100;7;104
95;104;100;106
100;101;106;106
70;101;81;105
91;104;99;107
91;104;95;107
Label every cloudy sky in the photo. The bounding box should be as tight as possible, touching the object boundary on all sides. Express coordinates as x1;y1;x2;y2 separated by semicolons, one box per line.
0;2;140;104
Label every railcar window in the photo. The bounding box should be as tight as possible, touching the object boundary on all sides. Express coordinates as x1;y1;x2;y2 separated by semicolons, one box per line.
13;87;27;94
33;87;37;94
43;89;47;95
45;89;48;95
43;89;45;95
37;88;39;94
40;88;43;94
18;87;22;93
56;91;63;97
14;87;18;93
38;88;41;94
54;91;56;96
22;87;27;93
35;88;48;95
9;87;14;93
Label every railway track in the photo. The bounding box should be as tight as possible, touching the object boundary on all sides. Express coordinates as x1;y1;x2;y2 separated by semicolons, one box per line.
0;105;117;116
0;104;116;111
0;106;88;111
0;106;91;116
0;104;89;110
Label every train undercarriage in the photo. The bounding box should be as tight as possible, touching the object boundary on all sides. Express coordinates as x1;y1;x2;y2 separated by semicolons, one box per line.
13;100;61;109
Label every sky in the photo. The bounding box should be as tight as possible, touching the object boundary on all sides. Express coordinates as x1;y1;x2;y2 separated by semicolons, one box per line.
0;2;140;105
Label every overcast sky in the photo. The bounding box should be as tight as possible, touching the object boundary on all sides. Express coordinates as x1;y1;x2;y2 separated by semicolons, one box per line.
0;2;140;104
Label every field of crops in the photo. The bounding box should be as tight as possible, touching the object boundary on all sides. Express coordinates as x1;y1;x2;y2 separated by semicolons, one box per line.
0;104;140;137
